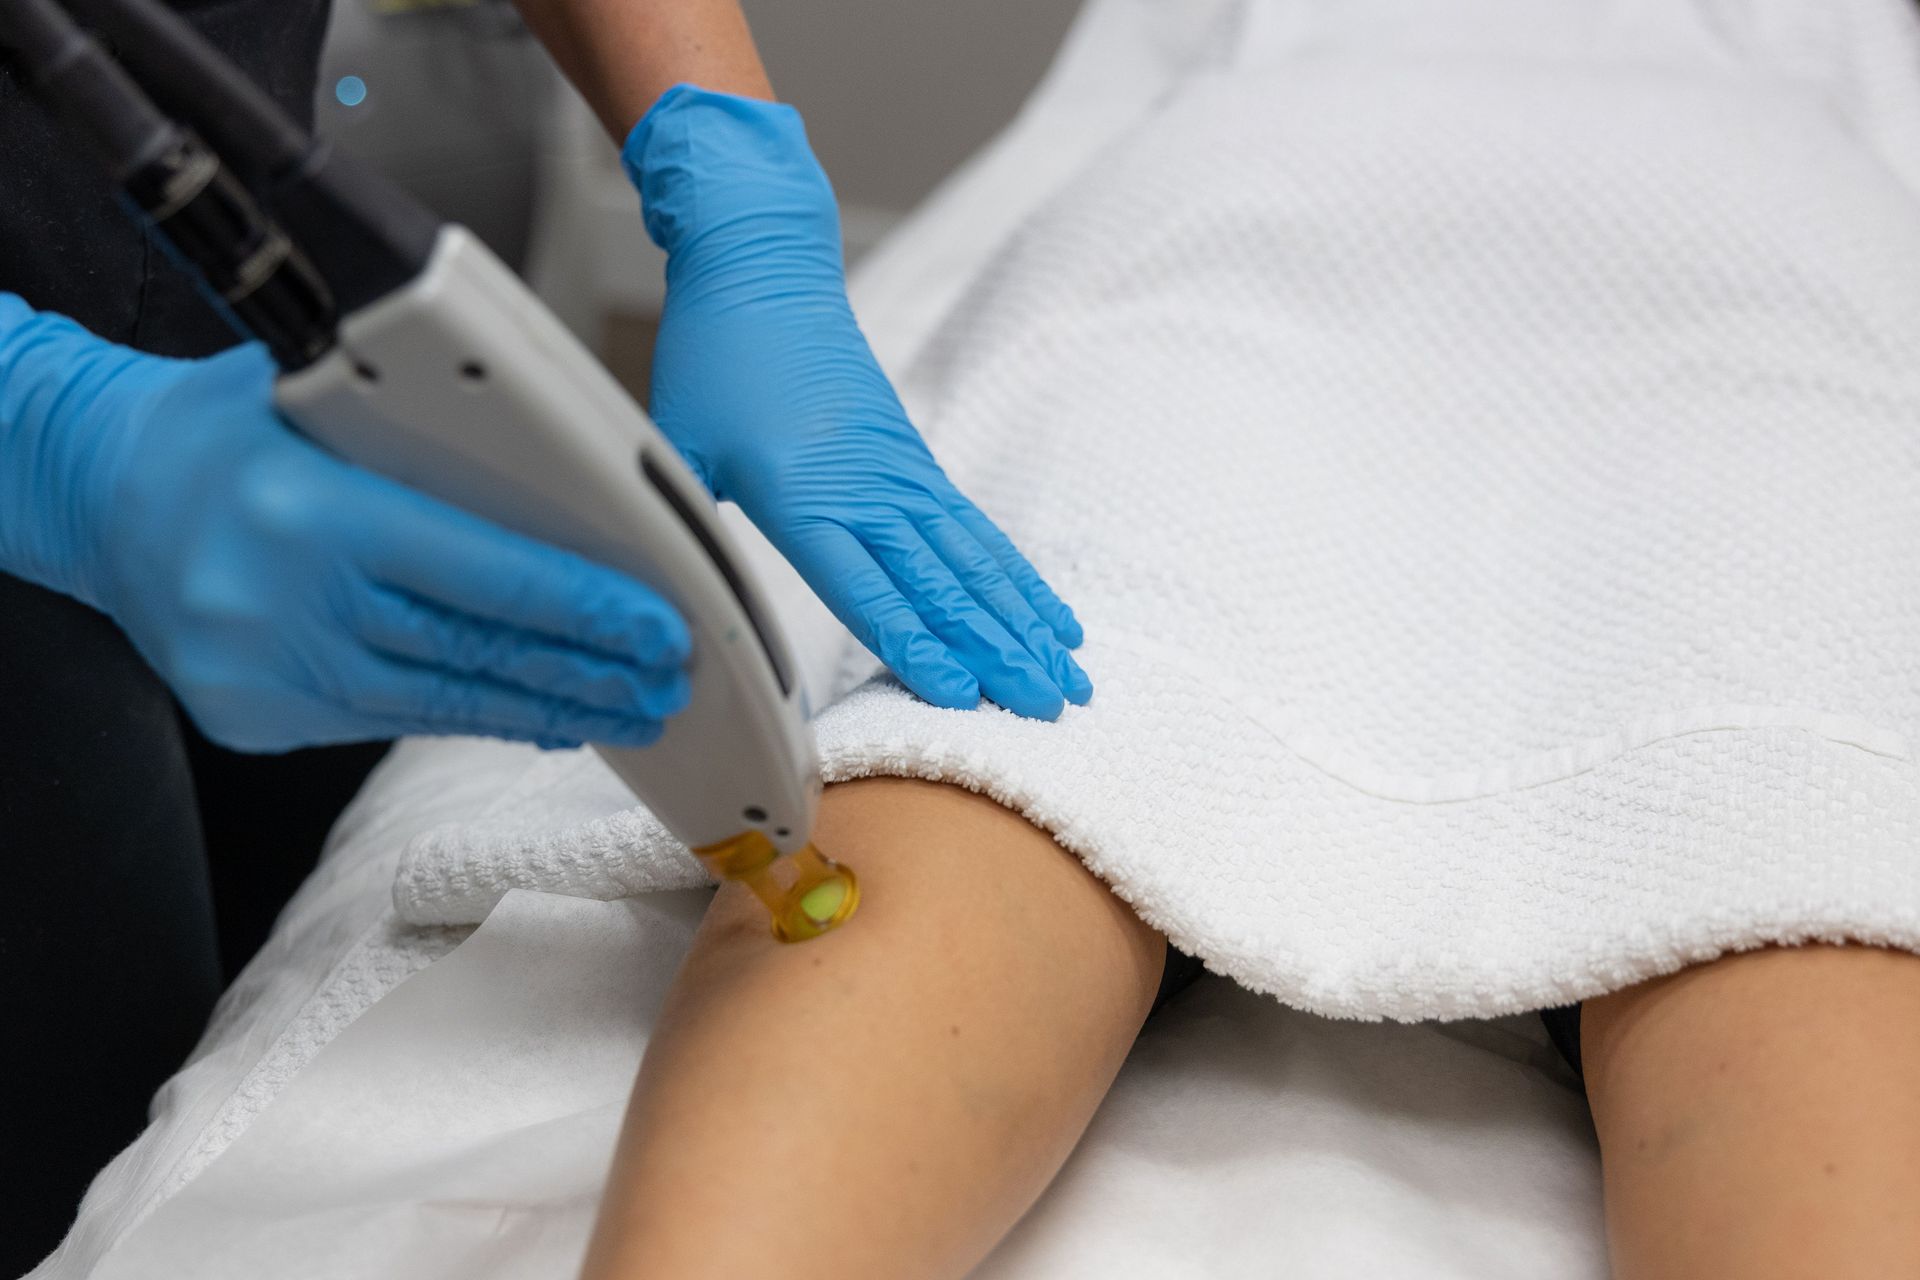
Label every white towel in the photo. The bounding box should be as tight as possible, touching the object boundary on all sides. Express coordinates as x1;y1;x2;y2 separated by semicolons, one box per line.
397;0;1920;1020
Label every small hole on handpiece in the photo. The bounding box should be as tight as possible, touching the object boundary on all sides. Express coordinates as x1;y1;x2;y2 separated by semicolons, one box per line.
353;361;380;383
459;360;487;382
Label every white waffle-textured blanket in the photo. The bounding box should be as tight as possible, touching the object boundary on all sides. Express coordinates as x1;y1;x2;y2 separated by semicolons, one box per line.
397;0;1920;1019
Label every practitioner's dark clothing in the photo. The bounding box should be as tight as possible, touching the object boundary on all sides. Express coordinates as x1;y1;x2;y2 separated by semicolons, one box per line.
0;4;370;1271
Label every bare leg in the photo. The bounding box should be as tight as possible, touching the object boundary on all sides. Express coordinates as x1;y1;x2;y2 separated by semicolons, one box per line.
580;778;1167;1280
1583;944;1920;1280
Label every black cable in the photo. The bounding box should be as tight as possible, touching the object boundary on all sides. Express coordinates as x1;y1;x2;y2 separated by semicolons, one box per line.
0;0;182;180
56;0;313;185
0;0;73;66
61;0;439;314
0;0;336;366
6;0;434;342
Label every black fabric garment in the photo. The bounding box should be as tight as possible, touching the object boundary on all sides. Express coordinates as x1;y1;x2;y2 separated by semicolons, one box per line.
1540;1003;1585;1081
1148;941;1585;1077
0;4;356;1272
1153;942;1207;1015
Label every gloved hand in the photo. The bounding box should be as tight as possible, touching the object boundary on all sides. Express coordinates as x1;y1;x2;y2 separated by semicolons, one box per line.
0;295;691;752
625;86;1092;721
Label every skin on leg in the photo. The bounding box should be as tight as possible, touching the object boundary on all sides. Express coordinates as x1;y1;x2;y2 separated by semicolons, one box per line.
580;777;1167;1280
1582;944;1920;1280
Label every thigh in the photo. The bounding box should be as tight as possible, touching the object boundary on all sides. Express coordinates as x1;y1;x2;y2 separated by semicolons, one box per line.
0;575;221;1274
585;777;1168;1280
1582;944;1920;1280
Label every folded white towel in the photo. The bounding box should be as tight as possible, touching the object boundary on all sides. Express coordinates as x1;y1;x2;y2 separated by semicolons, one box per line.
397;0;1920;1019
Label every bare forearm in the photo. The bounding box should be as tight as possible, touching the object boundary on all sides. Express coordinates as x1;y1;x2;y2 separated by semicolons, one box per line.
514;0;773;139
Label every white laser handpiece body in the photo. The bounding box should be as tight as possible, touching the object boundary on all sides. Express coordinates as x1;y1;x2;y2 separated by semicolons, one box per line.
277;225;821;854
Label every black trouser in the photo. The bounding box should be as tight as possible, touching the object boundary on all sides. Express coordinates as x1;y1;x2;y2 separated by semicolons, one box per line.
0;575;388;1274
0;2;341;1270
0;578;221;1268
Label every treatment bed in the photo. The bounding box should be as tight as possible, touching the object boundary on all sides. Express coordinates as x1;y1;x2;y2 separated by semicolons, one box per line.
35;2;1616;1274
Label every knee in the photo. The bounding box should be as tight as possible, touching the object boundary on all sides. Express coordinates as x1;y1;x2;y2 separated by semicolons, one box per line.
775;776;1167;1015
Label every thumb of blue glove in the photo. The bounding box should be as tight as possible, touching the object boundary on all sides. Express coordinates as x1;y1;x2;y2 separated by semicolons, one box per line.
0;295;692;752
626;87;1091;721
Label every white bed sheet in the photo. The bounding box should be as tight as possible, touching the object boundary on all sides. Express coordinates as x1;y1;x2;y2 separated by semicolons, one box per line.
37;2;1607;1274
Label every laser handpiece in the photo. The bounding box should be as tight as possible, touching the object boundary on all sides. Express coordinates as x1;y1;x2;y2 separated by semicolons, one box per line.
277;223;859;942
1;0;857;942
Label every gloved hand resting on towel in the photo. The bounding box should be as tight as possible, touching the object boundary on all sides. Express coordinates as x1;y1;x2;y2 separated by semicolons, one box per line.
0;295;691;752
626;85;1092;721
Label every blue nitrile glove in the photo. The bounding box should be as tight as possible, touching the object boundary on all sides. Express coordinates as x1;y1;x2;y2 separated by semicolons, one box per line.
0;295;691;752
624;86;1091;721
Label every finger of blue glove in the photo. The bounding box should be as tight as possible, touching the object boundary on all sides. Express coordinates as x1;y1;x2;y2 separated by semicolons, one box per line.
345;653;670;748
350;482;691;669
915;511;1093;706
351;585;693;721
783;524;981;710
948;499;1084;649
862;523;1069;721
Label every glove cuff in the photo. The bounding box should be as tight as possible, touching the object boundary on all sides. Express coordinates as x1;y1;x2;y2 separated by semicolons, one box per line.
621;84;842;260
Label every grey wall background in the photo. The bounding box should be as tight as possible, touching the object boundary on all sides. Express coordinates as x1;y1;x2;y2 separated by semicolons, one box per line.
741;0;1083;211
316;0;1084;267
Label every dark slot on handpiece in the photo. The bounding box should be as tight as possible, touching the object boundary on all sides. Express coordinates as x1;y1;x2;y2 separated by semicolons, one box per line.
639;450;793;698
